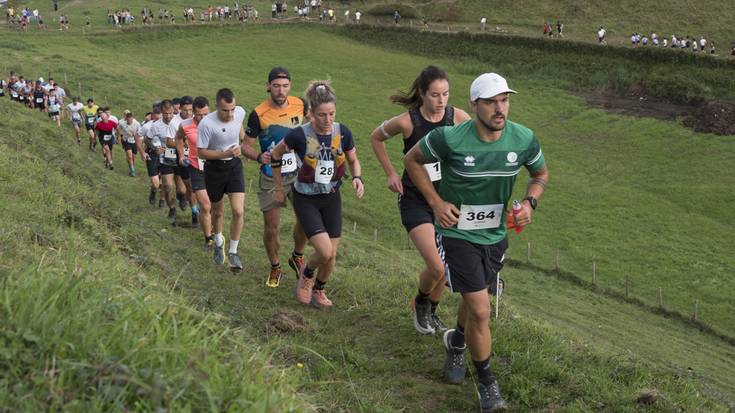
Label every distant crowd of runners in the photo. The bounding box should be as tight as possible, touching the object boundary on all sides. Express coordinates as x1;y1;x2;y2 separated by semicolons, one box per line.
3;65;548;412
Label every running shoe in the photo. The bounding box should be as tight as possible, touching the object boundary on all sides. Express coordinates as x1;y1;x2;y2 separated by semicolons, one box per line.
430;312;448;334
288;255;304;280
213;244;225;265
77;138;81;145
412;298;435;335
228;253;243;272
158;199;164;208
191;210;199;226
109;164;114;171
295;267;315;305
205;238;214;252
442;329;467;384
178;196;188;211
311;289;333;308
168;208;176;225
477;379;507;413
148;190;156;205
265;266;283;288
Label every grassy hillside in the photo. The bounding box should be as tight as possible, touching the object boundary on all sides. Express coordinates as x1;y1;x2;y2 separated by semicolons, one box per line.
6;0;735;52
1;22;734;411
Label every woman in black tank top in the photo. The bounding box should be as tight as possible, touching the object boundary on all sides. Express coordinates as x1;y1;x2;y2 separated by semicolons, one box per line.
370;66;471;336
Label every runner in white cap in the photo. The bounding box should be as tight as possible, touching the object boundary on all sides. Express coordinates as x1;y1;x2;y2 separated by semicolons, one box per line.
405;73;548;413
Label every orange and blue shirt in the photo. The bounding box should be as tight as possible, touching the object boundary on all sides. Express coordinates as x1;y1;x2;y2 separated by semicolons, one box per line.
246;96;307;177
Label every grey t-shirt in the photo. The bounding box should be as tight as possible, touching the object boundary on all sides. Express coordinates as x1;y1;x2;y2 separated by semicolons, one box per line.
197;106;246;159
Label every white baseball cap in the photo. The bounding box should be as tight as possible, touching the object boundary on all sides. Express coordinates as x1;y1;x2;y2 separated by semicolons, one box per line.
470;73;516;101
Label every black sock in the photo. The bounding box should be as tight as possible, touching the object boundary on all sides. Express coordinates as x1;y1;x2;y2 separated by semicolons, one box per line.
415;288;430;304
271;262;281;269
292;250;303;258
430;300;439;314
451;323;466;348
303;266;315;279
473;357;494;385
314;279;326;290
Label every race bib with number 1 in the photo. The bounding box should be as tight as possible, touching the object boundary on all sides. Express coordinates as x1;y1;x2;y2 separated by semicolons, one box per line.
164;148;177;159
424;162;441;182
457;204;504;230
315;160;334;185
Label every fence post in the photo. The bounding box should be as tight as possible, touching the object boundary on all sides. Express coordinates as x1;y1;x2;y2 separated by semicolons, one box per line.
625;275;630;299
657;287;663;308
526;241;531;262
373;228;378;242
592;260;596;285
352;221;357;233
693;300;699;321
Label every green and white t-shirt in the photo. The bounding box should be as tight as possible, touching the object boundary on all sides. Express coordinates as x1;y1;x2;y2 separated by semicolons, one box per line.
419;119;545;245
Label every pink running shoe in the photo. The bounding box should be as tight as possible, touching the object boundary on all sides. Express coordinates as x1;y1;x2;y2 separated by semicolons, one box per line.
295;267;315;305
311;289;333;308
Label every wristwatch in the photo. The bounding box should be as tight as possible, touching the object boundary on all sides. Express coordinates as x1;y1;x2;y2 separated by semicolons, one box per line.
524;196;537;210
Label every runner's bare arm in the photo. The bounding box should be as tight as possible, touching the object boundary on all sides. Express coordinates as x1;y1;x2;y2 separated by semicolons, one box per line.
454;107;472;123
135;131;147;160
240;135;263;163
516;164;549;226
175;125;187;166
346;148;364;199
370;114;410;194
404;144;459;228
270;141;287;203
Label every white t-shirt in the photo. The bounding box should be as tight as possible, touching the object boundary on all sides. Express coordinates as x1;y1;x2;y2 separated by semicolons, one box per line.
197;106;246;159
480;17;487;24
355;11;361;20
119;119;142;143
67;102;84;120
147;118;179;146
598;29;605;39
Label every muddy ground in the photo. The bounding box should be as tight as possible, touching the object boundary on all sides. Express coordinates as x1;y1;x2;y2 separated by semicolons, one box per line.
579;91;735;136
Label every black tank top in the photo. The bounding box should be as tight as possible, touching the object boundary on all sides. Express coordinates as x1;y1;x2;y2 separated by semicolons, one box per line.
33;90;45;102
401;105;455;189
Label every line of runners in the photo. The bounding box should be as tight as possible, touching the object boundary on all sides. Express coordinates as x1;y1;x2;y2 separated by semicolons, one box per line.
3;66;548;413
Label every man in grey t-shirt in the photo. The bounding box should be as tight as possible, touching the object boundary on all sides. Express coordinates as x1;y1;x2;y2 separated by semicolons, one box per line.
197;88;246;271
146;100;180;224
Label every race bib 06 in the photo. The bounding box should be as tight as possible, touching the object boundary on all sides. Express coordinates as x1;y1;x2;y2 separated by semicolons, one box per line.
457;204;504;230
281;152;297;174
315;159;334;185
424;162;441;182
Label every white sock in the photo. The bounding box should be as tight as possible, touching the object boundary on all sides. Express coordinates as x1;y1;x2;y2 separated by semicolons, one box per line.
228;239;239;254
214;233;224;247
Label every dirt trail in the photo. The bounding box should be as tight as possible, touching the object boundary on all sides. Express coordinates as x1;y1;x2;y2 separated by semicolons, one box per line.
579;90;735;135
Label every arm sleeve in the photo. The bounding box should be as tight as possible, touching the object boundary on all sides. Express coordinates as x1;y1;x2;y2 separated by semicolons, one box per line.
340;124;355;152
283;128;304;157
418;127;449;162
197;122;210;149
245;110;261;138
524;134;545;172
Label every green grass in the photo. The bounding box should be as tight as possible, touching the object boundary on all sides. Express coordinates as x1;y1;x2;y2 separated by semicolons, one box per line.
1;21;734;411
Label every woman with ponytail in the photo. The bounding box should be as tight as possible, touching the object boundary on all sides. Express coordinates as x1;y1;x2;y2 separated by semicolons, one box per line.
271;80;364;309
369;65;470;334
